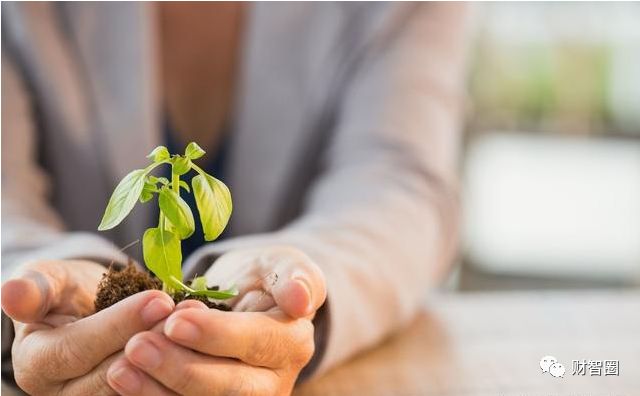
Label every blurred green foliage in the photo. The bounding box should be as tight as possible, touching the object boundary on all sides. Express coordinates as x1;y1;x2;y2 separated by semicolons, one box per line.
468;37;613;136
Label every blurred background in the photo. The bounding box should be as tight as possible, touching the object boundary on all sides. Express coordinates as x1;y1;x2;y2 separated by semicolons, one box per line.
451;2;640;291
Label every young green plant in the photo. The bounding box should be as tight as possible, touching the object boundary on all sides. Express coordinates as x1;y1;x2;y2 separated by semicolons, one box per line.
98;142;237;300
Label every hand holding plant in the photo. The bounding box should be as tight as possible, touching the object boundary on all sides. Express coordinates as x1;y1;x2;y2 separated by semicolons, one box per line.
2;141;328;395
107;246;328;396
1;260;175;395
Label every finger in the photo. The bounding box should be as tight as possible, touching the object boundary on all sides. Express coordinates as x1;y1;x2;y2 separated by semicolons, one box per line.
58;352;123;396
164;308;315;368
2;270;60;323
1;260;102;323
175;299;209;311
17;290;174;380
199;249;289;307
233;290;276;312
41;313;79;327
205;247;327;318
200;255;263;308
149;299;208;334
125;332;278;396
107;358;177;396
262;247;327;318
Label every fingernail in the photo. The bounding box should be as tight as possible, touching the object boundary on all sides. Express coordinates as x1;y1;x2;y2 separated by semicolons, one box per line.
294;278;313;315
165;317;201;342
176;300;208;311
109;365;141;394
128;339;162;370
141;297;173;324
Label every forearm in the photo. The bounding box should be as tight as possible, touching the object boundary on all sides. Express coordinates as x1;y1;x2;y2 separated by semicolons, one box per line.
1;53;131;281
181;171;457;378
284;175;458;374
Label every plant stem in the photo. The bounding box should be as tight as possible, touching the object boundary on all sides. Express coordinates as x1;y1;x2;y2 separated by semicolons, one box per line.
169;276;238;300
172;171;180;194
144;159;170;175
190;163;206;177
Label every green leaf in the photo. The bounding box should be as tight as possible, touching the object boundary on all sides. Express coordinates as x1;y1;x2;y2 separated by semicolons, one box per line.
179;180;190;193
163;215;175;233
171;156;191;176
147;146;170;162
139;189;154;203
192;174;232;241
139;178;159;203
144;179;159;191
143;227;182;286
185;142;206;160
148;175;168;186
191;286;239;300
158;187;195;239
191;276;208;291
98;169;147;231
169;277;238;300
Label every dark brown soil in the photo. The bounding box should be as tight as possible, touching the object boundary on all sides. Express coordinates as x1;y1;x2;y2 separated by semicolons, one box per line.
94;262;229;312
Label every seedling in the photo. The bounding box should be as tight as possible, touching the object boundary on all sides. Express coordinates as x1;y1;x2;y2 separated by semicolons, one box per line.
98;142;237;301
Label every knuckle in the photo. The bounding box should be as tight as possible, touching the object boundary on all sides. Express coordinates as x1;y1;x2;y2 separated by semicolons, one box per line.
247;329;280;365
20;260;66;282
88;367;115;396
298;338;315;366
13;365;60;396
106;319;130;347
26;340;60;379
297;319;315;340
53;334;88;376
171;363;198;394
20;259;55;272
225;371;255;396
13;368;38;395
291;321;315;367
13;341;42;392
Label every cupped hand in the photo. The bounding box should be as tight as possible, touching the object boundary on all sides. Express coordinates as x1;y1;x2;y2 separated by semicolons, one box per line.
1;260;175;395
107;246;327;396
207;245;327;318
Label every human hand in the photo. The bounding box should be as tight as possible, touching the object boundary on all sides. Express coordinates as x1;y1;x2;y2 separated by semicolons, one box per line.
1;260;175;395
107;246;327;395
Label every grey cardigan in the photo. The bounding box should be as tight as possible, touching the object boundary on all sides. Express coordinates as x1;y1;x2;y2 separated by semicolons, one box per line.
1;2;468;377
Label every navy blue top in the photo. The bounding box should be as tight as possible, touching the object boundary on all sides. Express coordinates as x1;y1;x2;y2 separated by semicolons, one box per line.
163;117;230;259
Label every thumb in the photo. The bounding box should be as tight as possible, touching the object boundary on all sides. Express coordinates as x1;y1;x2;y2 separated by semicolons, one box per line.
266;248;327;319
1;270;59;323
1;260;102;323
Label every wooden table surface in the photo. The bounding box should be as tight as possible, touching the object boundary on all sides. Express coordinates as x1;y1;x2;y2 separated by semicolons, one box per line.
294;291;640;396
